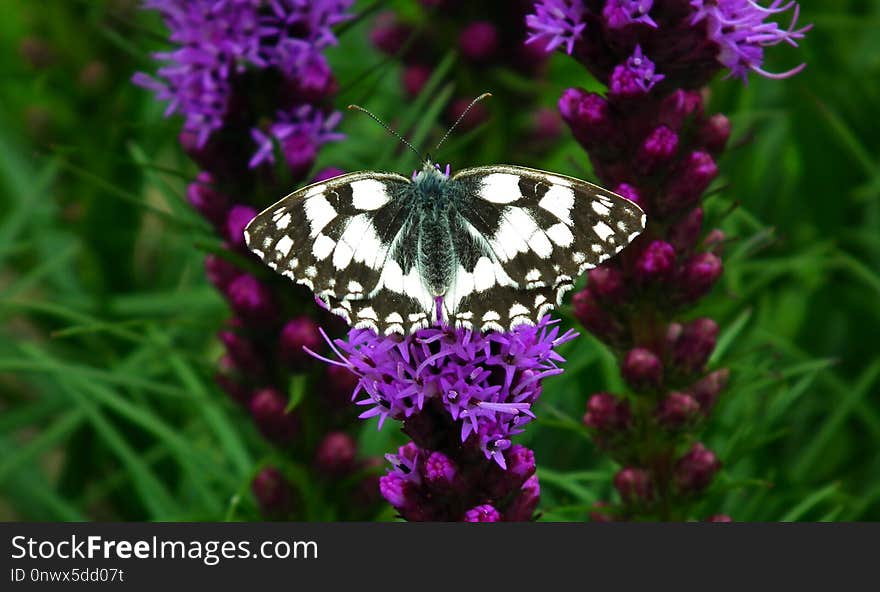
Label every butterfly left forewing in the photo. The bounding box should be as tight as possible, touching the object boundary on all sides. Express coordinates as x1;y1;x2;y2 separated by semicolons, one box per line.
244;171;435;334
446;165;645;330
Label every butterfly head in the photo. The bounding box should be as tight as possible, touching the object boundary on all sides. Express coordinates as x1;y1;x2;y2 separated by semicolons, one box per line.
413;157;451;184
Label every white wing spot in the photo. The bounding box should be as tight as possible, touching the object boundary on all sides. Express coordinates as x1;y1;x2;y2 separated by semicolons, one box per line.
289;257;299;269
573;251;586;264
547;223;574;247
305;266;317;278
275;212;292;229
526;269;541;282
591;201;611;217
538;185;575;224
303;193;336;238
312;234;336;260
275;235;293;257
348;280;364;294
482;310;501;322
350;179;392;210
593;221;615;242
356;306;378;320
509;302;530;320
473;257;497;292
479;173;522;204
385;312;403;324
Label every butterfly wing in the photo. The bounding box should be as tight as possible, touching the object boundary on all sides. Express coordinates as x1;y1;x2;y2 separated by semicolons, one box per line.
244;172;435;334
444;165;646;331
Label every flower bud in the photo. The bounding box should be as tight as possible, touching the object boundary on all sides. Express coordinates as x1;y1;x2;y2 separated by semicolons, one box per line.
225;205;257;247
658;89;703;130
635;240;676;283
691;368;730;412
403;64;432;97
637;125;679;173
278;316;322;370
668;207;704;252
622;347;663;391
505;474;541;521
656;392;701;429
252;467;295;518
700;113;731;153
663;150;718;212
214;371;250;406
677;252;723;303
674;443;721;493
529;107;564;146
463;504;501;522
707;514;733;522
588;266;628;301
589;501;615;522
459;21;499;62
250;388;299;445
187;172;228;227
506;444;537;487
668;318;718;375
583;392;631;432
219;329;265;377
226;274;278;326
614;467;653;503
703;229;726;255
614;182;643;209
315;431;357;476
424;451;459;493
204;253;241;292
559;89;611;149
572;289;626;344
370;13;411;55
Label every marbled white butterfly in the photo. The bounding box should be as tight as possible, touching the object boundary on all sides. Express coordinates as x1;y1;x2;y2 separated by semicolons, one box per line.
244;97;646;335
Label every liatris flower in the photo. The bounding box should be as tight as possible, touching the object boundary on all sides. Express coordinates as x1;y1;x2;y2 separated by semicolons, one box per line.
314;317;576;520
135;0;382;521
527;0;810;520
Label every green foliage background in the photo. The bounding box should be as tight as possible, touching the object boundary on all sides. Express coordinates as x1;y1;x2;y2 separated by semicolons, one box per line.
1;1;878;521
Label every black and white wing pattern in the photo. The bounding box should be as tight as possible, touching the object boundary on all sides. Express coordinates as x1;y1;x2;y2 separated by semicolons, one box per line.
443;165;645;331
244;172;437;334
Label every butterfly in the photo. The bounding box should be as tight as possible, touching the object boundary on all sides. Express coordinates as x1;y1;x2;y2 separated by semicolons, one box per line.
244;98;645;335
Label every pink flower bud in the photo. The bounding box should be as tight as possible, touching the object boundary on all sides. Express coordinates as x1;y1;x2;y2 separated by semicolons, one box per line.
204;253;241;292
250;388;299;445
505;474;541;521
458;21;499;62
677;252;723;303
583;392;632;432
572;289;625;344
674;443;721;493
637;125;679;172
225;205;257;247
691;368;730;412
463;504;501;522
663;150;718;212
622;347;663;391
656;392;701;429
226;274;277;326
403;64;431;97
587;266;628;301
668;207;704;252
614;467;653;503
668;318;719;375
252;467;295;518
635;240;677;283
187;172;228;227
315;431;358;476
278;316;322;370
700;113;731;153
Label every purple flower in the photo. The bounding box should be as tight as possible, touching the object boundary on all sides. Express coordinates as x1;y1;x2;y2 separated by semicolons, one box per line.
313;317;576;468
603;0;658;29
525;0;587;55
690;0;812;82
249;105;343;169
610;45;665;96
134;0;352;147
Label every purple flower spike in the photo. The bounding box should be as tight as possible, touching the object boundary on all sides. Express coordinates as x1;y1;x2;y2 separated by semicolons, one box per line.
315;317;576;467
525;0;588;55
690;0;813;82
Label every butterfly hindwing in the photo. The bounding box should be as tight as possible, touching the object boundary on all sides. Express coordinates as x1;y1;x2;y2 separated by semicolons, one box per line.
445;165;646;331
244;171;436;334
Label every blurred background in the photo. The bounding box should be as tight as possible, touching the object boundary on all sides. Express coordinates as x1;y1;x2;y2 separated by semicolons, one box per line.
1;0;878;521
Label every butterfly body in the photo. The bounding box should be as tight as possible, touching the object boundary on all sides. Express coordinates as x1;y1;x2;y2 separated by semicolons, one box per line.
245;160;645;335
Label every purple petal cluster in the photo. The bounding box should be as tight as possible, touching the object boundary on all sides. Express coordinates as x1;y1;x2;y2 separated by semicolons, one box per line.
690;0;812;82
525;0;587;54
526;0;810;84
134;0;351;159
319;317;576;468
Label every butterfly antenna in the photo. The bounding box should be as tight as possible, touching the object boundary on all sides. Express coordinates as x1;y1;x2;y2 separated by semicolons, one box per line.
434;92;492;152
347;104;423;161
